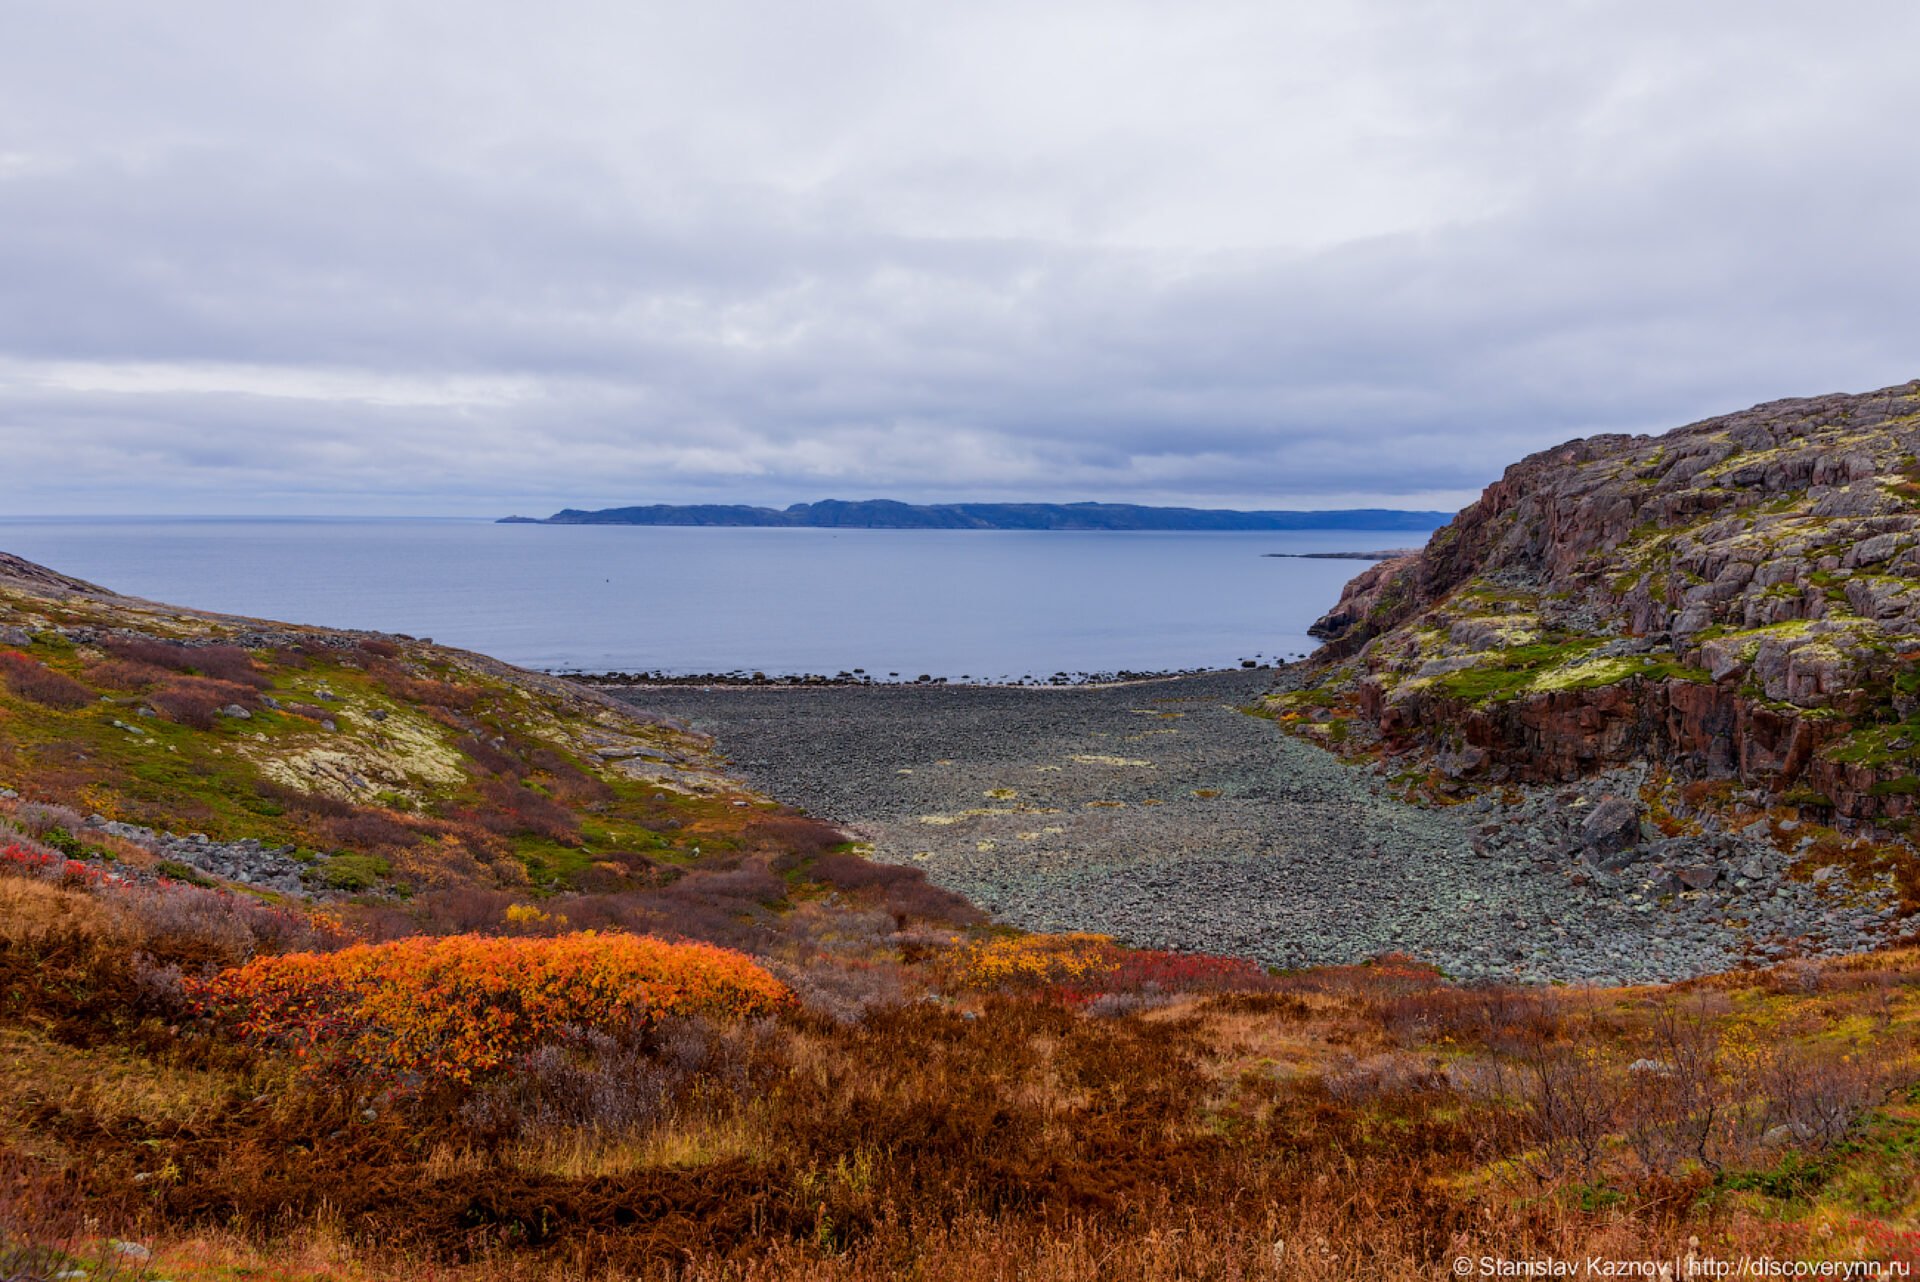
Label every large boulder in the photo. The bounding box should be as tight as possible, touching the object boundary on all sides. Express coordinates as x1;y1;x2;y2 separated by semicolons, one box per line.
1581;795;1642;862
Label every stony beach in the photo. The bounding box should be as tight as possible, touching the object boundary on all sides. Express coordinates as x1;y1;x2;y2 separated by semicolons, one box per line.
616;671;1914;984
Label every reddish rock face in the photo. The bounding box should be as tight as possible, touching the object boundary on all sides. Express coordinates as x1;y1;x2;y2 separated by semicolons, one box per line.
1301;379;1920;827
1368;674;1920;821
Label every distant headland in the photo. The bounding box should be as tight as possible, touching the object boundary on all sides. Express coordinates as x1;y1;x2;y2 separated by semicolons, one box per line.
498;499;1452;532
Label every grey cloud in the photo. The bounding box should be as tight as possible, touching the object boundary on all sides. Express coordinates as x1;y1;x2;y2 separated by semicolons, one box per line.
2;1;1918;514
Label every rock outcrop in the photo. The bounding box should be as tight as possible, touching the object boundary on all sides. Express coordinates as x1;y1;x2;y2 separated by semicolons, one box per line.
1285;379;1920;827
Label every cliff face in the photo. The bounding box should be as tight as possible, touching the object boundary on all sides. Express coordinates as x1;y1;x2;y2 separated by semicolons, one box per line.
1288;379;1920;826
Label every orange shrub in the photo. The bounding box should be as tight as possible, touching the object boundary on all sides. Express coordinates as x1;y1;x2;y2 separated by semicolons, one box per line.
955;932;1118;988
949;932;1270;1001
187;931;790;1083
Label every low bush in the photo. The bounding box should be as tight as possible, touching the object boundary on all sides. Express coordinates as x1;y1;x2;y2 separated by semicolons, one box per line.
560;862;792;952
465;779;581;844
321;810;421;851
368;666;479;710
456;734;526;779
149;677;260;730
527;747;613;806
809;851;983;926
103;636;267;688
766;954;907;1023
186;931;791;1084
0;651;93;710
317;851;392;892
83;657;171;690
756;814;854;863
457;1016;754;1149
949;932;1268;1002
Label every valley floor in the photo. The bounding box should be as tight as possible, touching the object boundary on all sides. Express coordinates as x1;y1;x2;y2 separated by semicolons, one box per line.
619;671;1912;984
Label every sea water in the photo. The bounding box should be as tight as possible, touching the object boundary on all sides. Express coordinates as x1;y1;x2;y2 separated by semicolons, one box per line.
0;517;1421;679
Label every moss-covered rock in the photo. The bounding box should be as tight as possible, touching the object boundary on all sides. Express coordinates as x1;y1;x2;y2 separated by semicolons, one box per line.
1278;380;1920;827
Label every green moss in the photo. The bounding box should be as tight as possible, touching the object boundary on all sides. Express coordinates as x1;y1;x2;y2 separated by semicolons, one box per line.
1824;718;1920;769
156;859;217;888
319;851;391;892
1424;635;1708;707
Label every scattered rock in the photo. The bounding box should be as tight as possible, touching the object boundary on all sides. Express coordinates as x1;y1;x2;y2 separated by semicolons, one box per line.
1761;1122;1815;1147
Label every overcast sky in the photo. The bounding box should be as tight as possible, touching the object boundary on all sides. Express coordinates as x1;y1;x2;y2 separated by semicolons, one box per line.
2;1;1917;517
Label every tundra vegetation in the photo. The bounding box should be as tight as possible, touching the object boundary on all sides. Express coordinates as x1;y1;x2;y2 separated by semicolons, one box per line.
0;508;1917;1279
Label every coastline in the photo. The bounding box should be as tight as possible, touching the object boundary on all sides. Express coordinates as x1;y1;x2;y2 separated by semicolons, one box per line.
561;662;1278;689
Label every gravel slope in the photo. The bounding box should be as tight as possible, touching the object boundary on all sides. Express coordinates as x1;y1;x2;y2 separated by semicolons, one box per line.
613;672;1907;983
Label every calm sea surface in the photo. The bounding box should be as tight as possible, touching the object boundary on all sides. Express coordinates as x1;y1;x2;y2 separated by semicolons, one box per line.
0;518;1420;679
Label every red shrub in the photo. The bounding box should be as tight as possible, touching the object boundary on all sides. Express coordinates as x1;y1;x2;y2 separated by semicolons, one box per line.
322;810;423;850
1094;949;1270;995
104;637;268;688
0;842;116;889
560;863;790;952
255;779;357;819
83;658;171;691
475;779;580;844
149;676;261;729
0;652;94;710
756;815;854;863
371;666;479;710
457;734;527;779
413;886;519;933
810;851;983;925
529;747;613;806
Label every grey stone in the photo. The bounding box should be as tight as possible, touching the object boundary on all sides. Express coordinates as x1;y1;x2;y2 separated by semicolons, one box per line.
1676;865;1721;890
1581;795;1642;860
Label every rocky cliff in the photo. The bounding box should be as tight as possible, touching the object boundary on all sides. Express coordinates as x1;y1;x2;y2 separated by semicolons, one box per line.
1286;379;1920;829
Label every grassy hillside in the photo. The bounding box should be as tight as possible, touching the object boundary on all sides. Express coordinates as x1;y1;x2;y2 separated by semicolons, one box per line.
2;553;1918;1279
0;557;772;899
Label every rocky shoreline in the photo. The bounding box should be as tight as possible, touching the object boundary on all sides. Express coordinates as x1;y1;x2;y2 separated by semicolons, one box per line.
613;670;1915;984
566;663;1275;688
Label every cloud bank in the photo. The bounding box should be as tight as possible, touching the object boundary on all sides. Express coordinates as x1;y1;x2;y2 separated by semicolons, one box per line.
3;1;1917;515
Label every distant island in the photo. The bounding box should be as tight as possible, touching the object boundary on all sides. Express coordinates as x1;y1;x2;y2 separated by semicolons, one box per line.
498;499;1452;532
